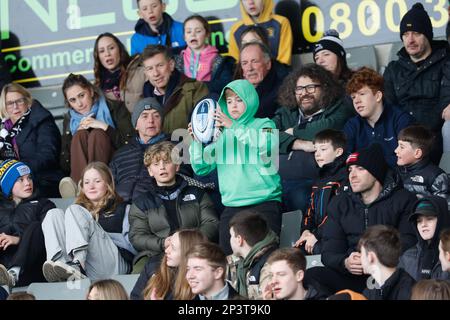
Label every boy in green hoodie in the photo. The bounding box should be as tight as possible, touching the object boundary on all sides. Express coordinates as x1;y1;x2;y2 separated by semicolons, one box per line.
189;79;282;254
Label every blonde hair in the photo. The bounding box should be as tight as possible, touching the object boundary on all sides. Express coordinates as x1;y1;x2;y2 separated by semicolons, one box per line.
0;83;33;120
143;229;208;300
87;279;129;300
411;279;450;300
75;161;122;220
143;141;179;167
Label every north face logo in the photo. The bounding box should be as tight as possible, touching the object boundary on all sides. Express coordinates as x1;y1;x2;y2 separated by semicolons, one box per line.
182;194;196;201
411;175;424;183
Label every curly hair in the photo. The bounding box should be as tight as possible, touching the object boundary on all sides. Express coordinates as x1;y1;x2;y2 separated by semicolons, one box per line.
93;33;131;92
277;63;344;109
346;67;383;95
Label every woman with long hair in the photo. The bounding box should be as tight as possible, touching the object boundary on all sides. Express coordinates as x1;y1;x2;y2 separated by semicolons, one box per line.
93;33;131;102
59;73;134;196
141;229;208;300
42;162;136;282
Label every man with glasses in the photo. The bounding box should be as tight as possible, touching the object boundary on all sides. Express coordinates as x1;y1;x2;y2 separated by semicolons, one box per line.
273;63;353;212
141;44;208;135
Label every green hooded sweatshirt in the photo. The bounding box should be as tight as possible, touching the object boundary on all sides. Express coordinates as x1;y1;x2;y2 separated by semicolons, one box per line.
189;79;282;207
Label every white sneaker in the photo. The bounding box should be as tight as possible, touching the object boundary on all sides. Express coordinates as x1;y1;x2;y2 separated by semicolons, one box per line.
0;264;16;287
53;261;86;281
59;177;78;198
42;261;61;282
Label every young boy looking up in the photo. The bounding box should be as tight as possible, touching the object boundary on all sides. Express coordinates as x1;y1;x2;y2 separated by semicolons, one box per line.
295;129;348;255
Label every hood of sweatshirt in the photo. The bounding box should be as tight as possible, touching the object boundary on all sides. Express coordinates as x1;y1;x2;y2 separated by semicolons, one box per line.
240;0;274;24
218;79;260;126
409;195;450;249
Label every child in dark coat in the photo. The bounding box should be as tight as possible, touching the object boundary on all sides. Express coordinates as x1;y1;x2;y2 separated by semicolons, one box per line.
295;129;348;255
0;160;55;288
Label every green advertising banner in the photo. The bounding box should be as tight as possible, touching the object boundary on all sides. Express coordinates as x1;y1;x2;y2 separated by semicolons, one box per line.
0;0;447;87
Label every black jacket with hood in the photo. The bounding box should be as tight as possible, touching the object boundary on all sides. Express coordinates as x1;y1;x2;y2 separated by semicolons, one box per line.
321;172;417;274
398;195;450;281
363;268;416;300
300;155;349;254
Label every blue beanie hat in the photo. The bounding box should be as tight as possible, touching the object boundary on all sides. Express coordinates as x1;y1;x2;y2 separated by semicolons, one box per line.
0;160;31;197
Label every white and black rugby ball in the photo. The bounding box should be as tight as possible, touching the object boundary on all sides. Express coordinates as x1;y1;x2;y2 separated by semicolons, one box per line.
191;98;221;144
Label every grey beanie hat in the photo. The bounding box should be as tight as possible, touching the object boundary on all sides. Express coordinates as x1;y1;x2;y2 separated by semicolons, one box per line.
131;97;163;128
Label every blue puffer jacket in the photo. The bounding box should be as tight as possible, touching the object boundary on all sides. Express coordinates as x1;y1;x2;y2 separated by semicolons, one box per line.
131;13;185;55
344;101;415;168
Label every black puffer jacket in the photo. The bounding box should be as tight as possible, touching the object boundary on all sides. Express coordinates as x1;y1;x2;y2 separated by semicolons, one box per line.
363;268;416;300
383;40;450;132
301;155;349;254
397;159;450;207
398;196;450;281
322;172;417;274
109;135;168;202
16;100;63;194
0;194;55;237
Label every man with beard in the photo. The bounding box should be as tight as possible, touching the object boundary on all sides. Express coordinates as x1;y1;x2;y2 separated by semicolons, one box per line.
273;63;354;212
304;144;417;295
383;3;450;163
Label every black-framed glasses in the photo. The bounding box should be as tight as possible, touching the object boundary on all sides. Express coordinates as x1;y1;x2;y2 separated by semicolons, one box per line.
295;84;321;95
5;97;27;109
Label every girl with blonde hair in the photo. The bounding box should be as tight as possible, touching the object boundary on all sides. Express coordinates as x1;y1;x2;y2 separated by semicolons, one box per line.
87;279;129;300
41;161;136;282
142;229;208;300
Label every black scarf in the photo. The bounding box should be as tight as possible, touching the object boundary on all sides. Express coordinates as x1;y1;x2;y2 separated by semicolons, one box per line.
0;108;31;160
100;68;121;100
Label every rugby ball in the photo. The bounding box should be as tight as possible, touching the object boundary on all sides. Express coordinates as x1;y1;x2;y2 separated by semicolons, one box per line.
191;98;221;144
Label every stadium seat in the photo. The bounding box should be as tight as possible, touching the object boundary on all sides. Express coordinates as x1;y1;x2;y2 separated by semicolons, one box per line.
27;278;91;300
306;254;323;269
29;86;66;133
346;46;378;71
49;198;76;211
439;152;450;174
279;210;302;248
388;42;404;63
109;274;140;297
